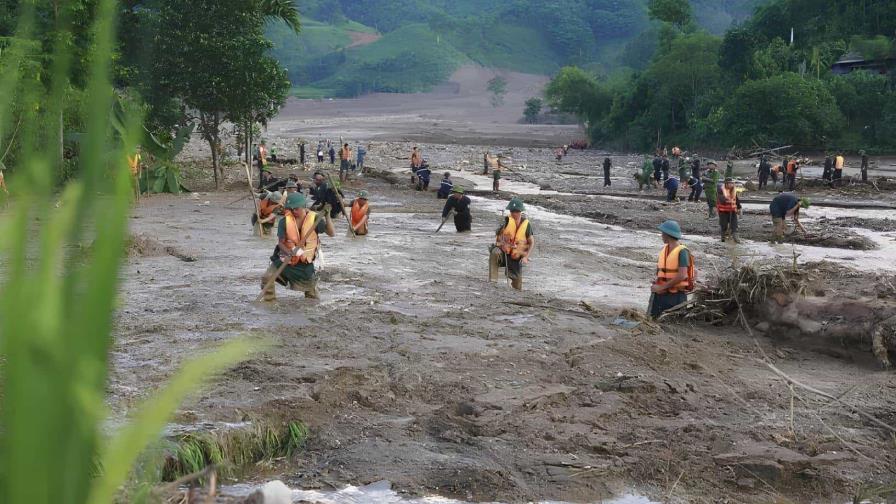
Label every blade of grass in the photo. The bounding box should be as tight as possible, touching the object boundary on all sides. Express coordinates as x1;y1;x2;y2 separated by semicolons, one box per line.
87;337;265;504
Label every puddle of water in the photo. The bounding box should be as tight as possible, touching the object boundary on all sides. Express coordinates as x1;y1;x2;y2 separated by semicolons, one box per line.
221;480;658;504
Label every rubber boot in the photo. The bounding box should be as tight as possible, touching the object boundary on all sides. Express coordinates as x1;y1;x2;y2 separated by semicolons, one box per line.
511;275;523;291
260;265;279;301
488;247;500;282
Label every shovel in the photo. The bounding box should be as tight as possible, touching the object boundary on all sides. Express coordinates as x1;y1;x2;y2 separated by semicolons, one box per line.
325;173;357;238
433;210;452;235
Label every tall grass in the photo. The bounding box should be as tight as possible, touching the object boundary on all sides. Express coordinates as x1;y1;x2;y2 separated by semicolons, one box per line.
0;2;259;503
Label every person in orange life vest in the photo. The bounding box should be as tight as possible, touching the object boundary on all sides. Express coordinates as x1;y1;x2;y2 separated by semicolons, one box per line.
257;140;269;173
833;153;845;187
489;197;535;290
261;193;335;301
717;177;742;243
650;220;695;318
253;191;283;235
349;190;371;236
785;158;799;191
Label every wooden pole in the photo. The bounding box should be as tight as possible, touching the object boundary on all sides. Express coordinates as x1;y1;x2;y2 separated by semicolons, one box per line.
244;163;263;237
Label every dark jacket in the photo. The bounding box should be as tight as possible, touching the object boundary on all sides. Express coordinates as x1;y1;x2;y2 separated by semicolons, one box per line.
442;194;471;218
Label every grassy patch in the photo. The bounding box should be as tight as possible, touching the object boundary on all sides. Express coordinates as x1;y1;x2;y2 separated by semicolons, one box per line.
441;23;559;75
161;420;310;481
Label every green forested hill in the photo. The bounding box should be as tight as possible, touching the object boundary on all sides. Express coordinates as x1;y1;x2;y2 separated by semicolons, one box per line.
269;0;761;97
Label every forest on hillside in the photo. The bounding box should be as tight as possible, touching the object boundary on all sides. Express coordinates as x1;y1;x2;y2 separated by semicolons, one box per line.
269;0;761;97
545;0;896;152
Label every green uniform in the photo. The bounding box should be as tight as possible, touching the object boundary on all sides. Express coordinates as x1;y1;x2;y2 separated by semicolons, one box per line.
725;161;734;179
704;171;720;204
270;215;326;284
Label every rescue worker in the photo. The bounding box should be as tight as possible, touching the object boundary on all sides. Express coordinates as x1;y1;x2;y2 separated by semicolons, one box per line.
833;153;845;187
489;197;534;290
686;175;702;202
441;186;472;232
822;154;833;182
717;177;742;243
299;141;306;165
328;144;336;165
257;140;269;173
652;155;663;183
702;163;719;218
349;190;370;236
260;193;335;301
317;143;324;163
650;220;694;319
691;157;702;180
641;156;656;190
661;154;670;181
309;172;342;218
339;143;352;182
284;180;299;194
678;156;687;181
725;158;734;179
493;163;501;192
770;163;781;188
483;152;491;175
757;156;771;190
437;172;453;199
357;144;368;173
253;191;283;235
770;193;809;243
860;150;869;183
663;176;679;202
785;157;799;192
415;161;431;191
603;157;612;187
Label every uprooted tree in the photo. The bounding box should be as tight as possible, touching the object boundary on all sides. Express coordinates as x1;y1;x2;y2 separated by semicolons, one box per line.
154;0;296;188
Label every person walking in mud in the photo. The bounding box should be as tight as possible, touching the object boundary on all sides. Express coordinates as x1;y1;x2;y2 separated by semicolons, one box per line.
717;177;742;243
603;157;612;187
678;156;687;181
441;186;472;232
257;140;269;174
822;154;833;182
260;193;335;301
833;153;845;187
663;175;679;202
489;197;534;290
299;141;306;165
770;193;809;243
328;144;336;165
493;163;502;192
410;146;422;185
703;163;719;218
437;172;453;199
785;157;799;192
309;172;343;218
348;190;370;236
757;156;771;190
860;150;869;183
415;160;432;191
649;220;695;319
686;175;702;202
253;191;283;236
339;143;352;183
317;143;324;163
357;144;368;174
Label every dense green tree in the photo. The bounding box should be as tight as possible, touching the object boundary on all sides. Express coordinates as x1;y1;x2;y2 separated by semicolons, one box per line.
523;97;542;123
720;73;843;146
647;0;693;30
488;75;507;107
154;0;294;187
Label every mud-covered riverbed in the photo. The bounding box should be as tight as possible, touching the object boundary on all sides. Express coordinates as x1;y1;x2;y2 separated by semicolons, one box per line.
112;159;896;503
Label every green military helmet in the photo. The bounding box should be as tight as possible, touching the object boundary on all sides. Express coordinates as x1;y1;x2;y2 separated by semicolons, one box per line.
268;191;283;202
452;185;464;194
506;197;525;212
658;220;682;240
358;190;369;200
284;193;306;209
799;197;811;209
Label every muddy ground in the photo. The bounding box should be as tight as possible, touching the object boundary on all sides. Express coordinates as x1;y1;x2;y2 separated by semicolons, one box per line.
114;156;896;503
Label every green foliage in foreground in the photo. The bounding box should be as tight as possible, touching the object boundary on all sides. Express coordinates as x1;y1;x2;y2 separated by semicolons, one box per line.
0;2;263;502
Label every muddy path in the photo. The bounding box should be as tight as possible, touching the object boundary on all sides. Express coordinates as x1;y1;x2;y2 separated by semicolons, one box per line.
112;164;896;503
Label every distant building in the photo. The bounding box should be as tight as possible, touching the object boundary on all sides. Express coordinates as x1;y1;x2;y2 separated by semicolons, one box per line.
831;51;894;75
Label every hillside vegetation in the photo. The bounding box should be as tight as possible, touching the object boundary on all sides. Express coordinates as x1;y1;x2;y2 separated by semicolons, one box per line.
269;0;760;97
545;0;896;151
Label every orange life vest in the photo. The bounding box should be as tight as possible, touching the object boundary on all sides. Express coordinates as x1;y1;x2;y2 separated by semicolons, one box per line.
717;185;738;213
786;160;797;174
497;217;530;260
259;199;276;219
656;244;695;294
127;152;141;176
283;211;319;265
351;200;369;230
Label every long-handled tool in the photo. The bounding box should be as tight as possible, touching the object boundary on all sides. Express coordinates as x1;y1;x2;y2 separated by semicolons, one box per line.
227;177;284;207
434;210;452;235
244;163;263;237
255;214;309;302
646;292;655;318
325;173;356;238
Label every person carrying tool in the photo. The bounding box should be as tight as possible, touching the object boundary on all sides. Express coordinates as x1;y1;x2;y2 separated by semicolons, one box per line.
489;197;534;290
650;220;695;319
437;172;453;199
785;157;799;191
309;172;342;218
253;191;283;235
603;157;612;187
833;153;845;186
339;143;352;182
492;162;502;192
441;186;472;232
260;193;335;301
770;193;809;243
757;156;771;190
702;163;719;218
348;190;370;236
717;177;742;243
